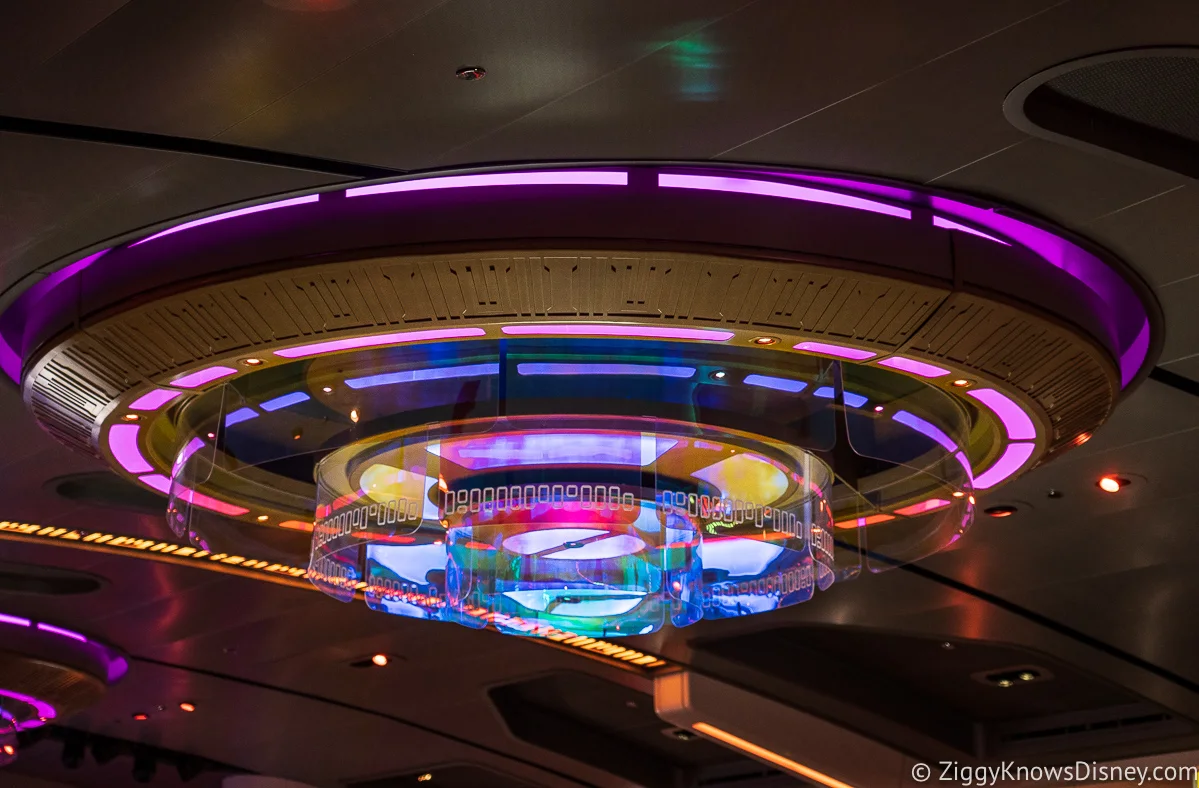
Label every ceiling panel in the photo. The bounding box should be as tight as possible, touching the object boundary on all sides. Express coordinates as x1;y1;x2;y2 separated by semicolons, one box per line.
1155;276;1199;366
0;2;131;86
1084;184;1199;289
0;134;344;292
937;138;1184;226
0;0;446;138
223;0;754;168
443;0;1055;166
725;0;1199;182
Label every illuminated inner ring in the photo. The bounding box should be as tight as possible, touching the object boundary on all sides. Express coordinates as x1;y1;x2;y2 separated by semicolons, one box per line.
0;688;56;729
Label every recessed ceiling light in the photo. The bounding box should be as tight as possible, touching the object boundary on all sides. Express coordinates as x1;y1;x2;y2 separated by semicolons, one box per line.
951;379;972;388
984;505;1018;518
322;386;333;393
241;358;264;367
371;653;389;667
122;413;140;422
256;515;269;522
873;405;885;412
1098;475;1128;493
179;702;196;713
350;409;360;423
751;336;778;345
709;370;727;380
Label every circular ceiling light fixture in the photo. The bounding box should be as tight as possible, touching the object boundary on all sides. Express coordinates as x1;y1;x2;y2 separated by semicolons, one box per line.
1098;475;1129;493
0;613;125;735
3;163;1158;640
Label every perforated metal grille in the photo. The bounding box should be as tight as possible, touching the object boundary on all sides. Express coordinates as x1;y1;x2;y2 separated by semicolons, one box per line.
1046;56;1199;143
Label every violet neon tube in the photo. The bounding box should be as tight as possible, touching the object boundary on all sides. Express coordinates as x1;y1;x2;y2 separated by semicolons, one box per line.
132;195;319;245
36;623;86;643
502;324;734;342
658;173;911;219
347;170;628;198
972;442;1036;490
275;327;487;359
0;688;56;722
172;366;237;389
877;356;951;378
793;341;877;361
129;388;184;411
966;389;1037;441
108;424;153;474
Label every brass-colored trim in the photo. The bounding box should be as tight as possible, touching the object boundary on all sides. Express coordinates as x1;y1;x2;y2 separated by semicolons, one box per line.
0;521;670;674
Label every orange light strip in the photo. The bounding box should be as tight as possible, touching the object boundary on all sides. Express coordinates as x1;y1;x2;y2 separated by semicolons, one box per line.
692;722;856;788
0;520;669;672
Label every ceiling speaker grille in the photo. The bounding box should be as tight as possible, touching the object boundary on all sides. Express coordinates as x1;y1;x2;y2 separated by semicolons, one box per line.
1046;56;1199;144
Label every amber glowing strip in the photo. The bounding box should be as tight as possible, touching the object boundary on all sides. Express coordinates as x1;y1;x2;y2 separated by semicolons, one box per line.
691;723;856;788
0;521;669;672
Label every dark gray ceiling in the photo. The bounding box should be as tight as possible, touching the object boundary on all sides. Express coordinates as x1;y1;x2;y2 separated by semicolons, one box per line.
3;1;1199;785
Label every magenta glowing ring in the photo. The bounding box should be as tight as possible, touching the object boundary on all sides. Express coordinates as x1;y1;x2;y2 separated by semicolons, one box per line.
0;688;56;726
